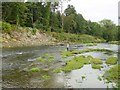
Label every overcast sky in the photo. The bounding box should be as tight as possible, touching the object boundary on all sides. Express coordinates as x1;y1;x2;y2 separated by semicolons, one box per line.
62;0;119;25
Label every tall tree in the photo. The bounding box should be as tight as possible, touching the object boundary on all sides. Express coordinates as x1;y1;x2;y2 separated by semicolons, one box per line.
99;19;117;41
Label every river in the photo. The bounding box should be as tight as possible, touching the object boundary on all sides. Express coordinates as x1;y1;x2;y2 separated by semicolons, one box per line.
2;43;119;88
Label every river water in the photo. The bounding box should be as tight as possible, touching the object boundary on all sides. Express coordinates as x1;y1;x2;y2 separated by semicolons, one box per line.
2;43;119;88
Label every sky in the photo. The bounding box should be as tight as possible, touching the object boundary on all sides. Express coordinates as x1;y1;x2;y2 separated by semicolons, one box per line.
62;0;119;25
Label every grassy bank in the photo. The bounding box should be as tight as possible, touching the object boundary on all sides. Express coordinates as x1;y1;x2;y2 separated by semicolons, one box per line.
1;21;107;48
48;32;106;43
108;41;120;45
1;22;56;48
103;64;120;87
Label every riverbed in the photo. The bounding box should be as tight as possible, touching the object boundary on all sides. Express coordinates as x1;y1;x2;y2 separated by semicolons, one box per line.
2;43;119;88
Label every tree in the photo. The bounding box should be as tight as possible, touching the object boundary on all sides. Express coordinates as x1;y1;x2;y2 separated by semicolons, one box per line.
99;19;117;41
2;2;28;28
64;5;76;16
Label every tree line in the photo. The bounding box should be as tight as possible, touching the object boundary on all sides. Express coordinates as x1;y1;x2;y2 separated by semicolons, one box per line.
2;2;119;41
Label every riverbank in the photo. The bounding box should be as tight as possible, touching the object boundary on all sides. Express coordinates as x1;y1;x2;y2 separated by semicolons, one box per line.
1;22;106;48
1;29;57;48
1;28;107;48
2;31;106;48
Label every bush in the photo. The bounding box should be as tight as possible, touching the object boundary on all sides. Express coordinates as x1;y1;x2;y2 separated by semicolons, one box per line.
1;21;12;34
32;28;37;35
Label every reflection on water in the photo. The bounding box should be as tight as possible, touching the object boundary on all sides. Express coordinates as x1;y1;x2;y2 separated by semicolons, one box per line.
64;64;115;88
2;43;119;88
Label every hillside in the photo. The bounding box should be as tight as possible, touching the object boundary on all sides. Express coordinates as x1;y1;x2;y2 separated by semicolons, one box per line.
1;24;105;48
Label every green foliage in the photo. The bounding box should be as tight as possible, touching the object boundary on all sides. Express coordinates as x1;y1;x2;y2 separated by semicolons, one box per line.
51;32;105;43
80;48;114;54
105;57;118;65
91;64;103;69
98;76;102;81
2;2;118;41
90;58;103;64
81;76;86;80
90;58;103;69
86;43;97;46
32;28;37;35
54;55;90;73
108;41;120;45
42;75;50;80
61;50;80;58
99;19;118;41
61;50;74;58
103;64;120;86
37;54;54;63
29;67;40;72
61;48;115;58
64;5;76;16
1;22;12;34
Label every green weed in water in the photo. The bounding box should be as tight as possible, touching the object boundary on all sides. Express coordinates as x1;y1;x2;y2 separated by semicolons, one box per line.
54;55;90;73
86;43;97;46
29;67;40;72
105;57;118;65
90;58;103;69
42;75;50;80
98;76;102;81
90;58;103;64
81;76;86;80
103;64;120;87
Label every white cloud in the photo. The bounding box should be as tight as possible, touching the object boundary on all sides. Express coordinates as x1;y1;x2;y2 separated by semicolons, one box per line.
63;0;119;25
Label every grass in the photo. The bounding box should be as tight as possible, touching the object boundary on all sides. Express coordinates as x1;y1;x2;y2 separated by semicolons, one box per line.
61;48;115;58
86;43;97;46
61;50;74;58
61;50;80;58
90;58;103;64
91;64;103;69
98;76;102;81
49;32;105;43
108;41;120;45
54;55;104;73
105;57;118;65
80;48;114;54
90;58;103;69
54;55;90;73
42;75;51;80
36;54;54;63
103;64;120;87
81;76;86;80
29;67;40;72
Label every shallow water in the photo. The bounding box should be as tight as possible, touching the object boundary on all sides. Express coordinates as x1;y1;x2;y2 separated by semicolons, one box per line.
2;43;119;88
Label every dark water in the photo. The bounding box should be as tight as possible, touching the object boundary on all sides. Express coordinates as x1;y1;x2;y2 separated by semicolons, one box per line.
2;43;119;88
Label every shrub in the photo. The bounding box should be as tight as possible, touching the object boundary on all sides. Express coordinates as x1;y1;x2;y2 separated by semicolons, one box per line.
1;22;12;34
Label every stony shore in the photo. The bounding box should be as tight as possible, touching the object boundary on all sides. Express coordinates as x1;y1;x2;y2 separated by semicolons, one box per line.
1;31;57;48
